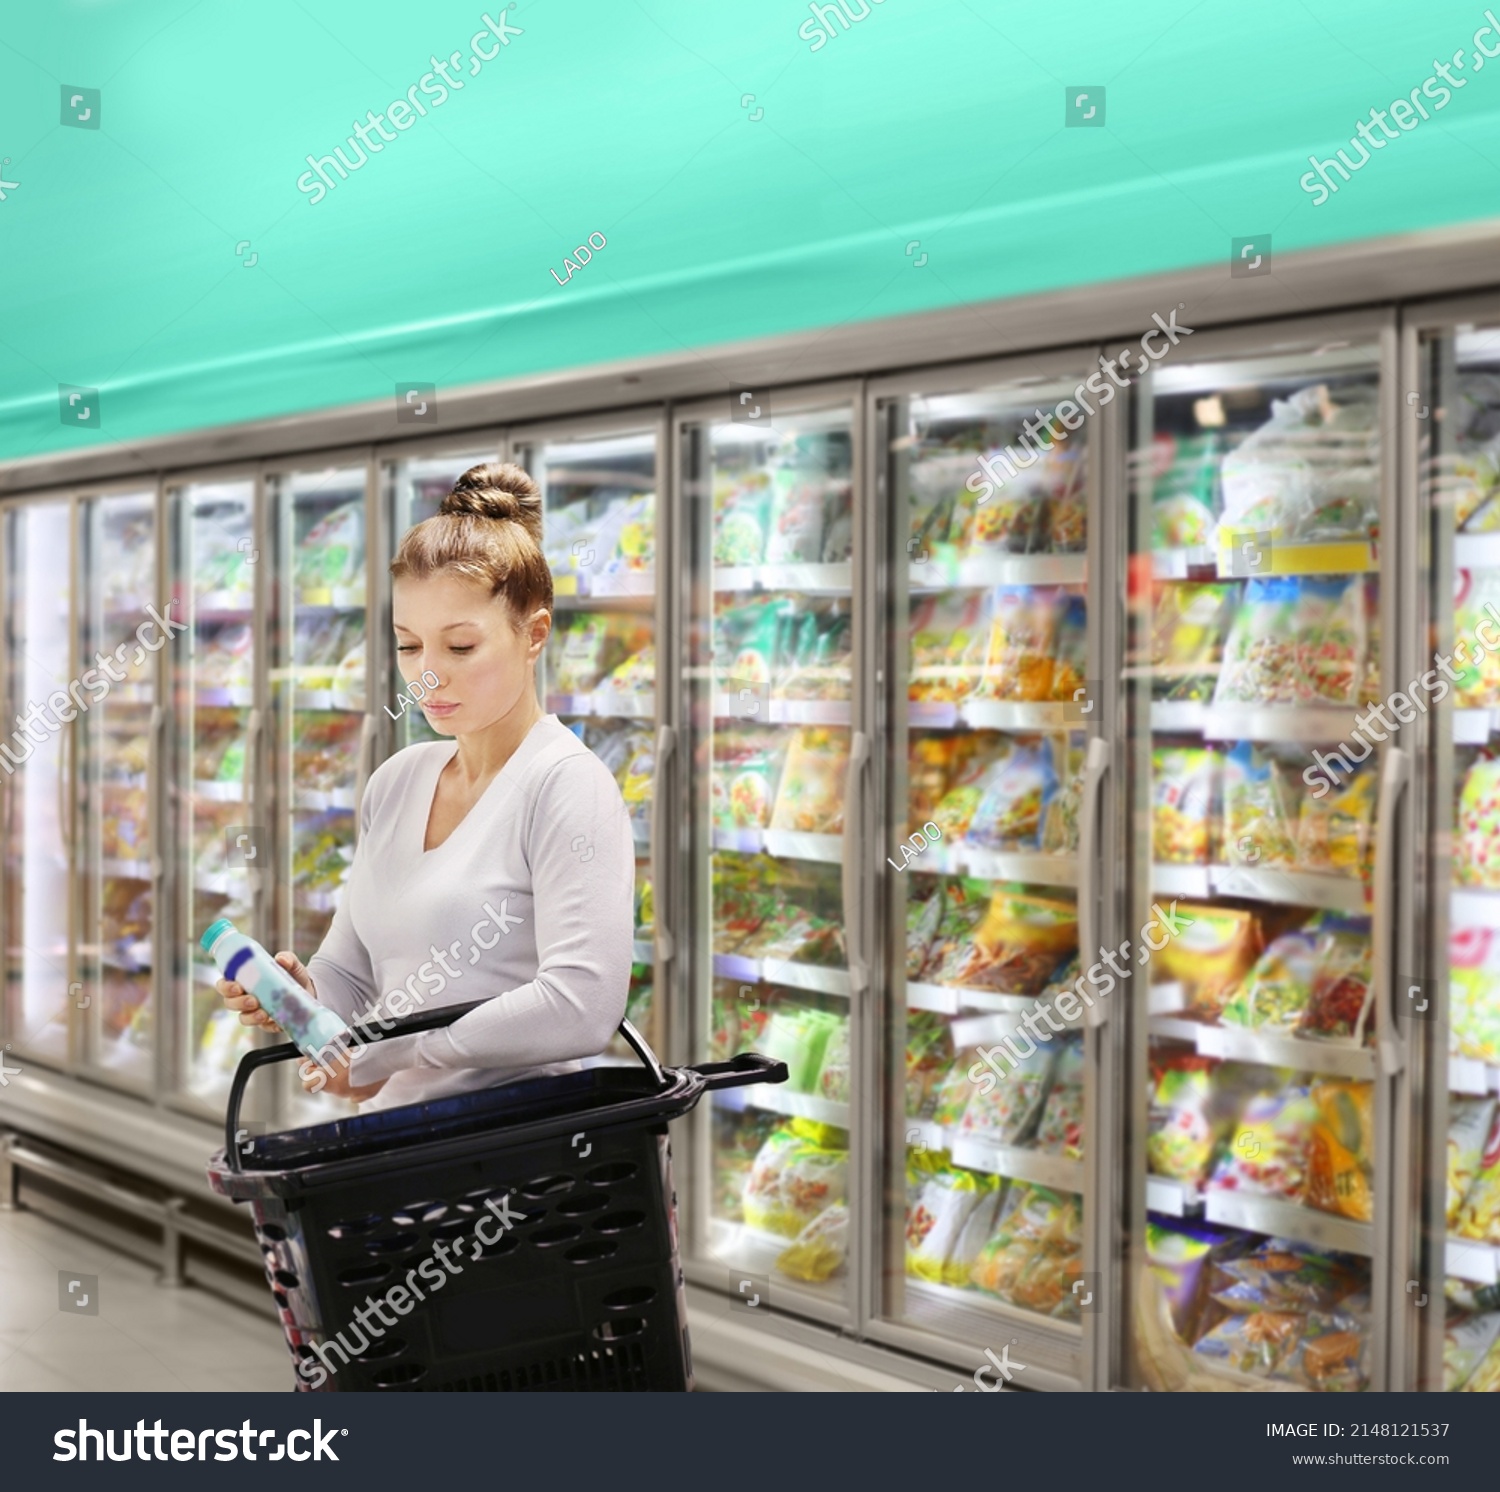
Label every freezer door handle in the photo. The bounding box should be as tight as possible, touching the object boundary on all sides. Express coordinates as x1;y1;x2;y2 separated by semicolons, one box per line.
1372;745;1411;1076
352;713;377;837
650;723;676;964
149;704;166;883
842;729;871;997
1077;736;1111;1029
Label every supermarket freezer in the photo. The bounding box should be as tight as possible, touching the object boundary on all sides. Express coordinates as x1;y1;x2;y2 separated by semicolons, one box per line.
1115;310;1416;1393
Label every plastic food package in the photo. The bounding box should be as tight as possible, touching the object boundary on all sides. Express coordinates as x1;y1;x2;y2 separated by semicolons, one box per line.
763;467;828;564
1297;766;1375;881
1461;1323;1500;1391
1210;1085;1319;1202
1192;1309;1305;1378
711;729;786;830
1305;1080;1375;1221
916;878;989;983
1448;1098;1498;1228
1454;568;1500;706
907;1168;992;1283
1457;759;1500;888
1152;747;1218;864
1152;905;1265;1018
970;1185;1084;1320
1150;582;1234;702
1453;925;1500;1067
1444;1312;1500;1390
1149;432;1223;550
1145;1219;1240;1346
777;608;853;702
596;493;655;576
959;1042;1056;1144
1214;576;1366;707
905;881;946;978
931;1052;982;1129
295;502;365;592
1049;594;1088;706
742;1121;847;1238
769;728;849;834
931;890;1077;994
1297;926;1374;1041
716;596;791;692
1035;1038;1085;1159
1040;739;1084;854
1456;1104;1500;1243
908;737;962;828
599;644;656;696
969;460;1048;553
929;738;1011;839
816;1018;851;1104
758;1007;843;1093
714;471;772;565
974;587;1063;702
1222;741;1300;867
909;592;989;702
776;1204;849;1282
1220;929;1325;1033
1045;441;1087;552
614;731;655;828
965;740;1057;850
905;1012;953;1117
1147;1058;1221;1185
1208;1239;1365;1315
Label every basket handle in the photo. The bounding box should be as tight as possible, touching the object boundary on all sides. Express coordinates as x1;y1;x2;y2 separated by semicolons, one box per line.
223;1001;669;1174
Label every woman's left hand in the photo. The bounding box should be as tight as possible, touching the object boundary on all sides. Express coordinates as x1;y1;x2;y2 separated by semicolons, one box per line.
299;1057;387;1103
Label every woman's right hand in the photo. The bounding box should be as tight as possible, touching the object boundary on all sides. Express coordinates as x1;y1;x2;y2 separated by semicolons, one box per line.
217;950;317;1034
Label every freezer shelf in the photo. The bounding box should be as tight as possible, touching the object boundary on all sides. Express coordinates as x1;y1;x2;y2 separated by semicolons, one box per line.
905;1118;1084;1193
1147;1015;1375;1079
1152;862;1370;911
1153;540;1377;579
712;952;850;998
1151;701;1371;743
713;1083;848;1128
1203;1192;1375;1256
1445;1236;1500;1286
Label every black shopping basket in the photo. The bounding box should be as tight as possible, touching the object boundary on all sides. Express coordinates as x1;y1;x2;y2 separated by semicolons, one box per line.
206;999;786;1392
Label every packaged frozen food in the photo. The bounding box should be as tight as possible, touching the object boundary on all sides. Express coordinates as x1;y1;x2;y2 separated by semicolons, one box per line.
917;878;989;983
909;592;989;702
1147;1057;1222;1185
1222;740;1299;867
777;607;853;701
816;1018;851;1104
930;890;1077;994
907;1168;993;1283
1192;1309;1305;1378
959;1041;1055;1144
599;644;656;696
769;727;849;834
1452;926;1500;1064
1145;1219;1240;1346
974;587;1062;702
908;736;963;828
1461;1323;1500;1391
1152;746;1218;864
1049;593;1088;705
713;1111;779;1221
905;1011;953;1117
1150;582;1234;702
1149;431;1222;549
929;737;1011;839
711;730;786;830
1220;928;1325;1033
1040;738;1084;854
1211;1085;1318;1202
1458;758;1500;888
764;467;828;564
1208;1239;1365;1315
1297;925;1373;1041
969;461;1047;553
758;1007;843;1093
970;1184;1084;1320
1444;1312;1500;1390
1457;1104;1500;1243
595;493;655;576
1449;1099;1499;1228
714;472;772;565
716;596;791;692
965;740;1057;850
1214;576;1366;708
742;1120;847;1238
1044;439;1087;552
295;501;364;592
1035;1038;1085;1158
776;1204;849;1282
1297;766;1375;881
1152;905;1265;1018
1305;1080;1375;1222
905;880;946;979
614;730;655;827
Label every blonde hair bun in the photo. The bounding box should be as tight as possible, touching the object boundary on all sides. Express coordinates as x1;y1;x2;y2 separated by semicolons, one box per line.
439;462;544;542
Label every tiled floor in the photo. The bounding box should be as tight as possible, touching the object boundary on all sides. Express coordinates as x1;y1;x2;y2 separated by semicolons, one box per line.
0;1206;291;1391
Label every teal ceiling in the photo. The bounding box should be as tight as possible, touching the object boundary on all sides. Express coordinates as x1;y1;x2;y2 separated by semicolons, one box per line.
3;0;1499;462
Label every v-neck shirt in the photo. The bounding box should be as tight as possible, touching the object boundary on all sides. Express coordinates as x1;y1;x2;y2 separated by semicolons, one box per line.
307;715;635;1111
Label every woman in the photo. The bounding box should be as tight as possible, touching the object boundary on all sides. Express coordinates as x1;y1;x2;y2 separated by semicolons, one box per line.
217;462;636;1109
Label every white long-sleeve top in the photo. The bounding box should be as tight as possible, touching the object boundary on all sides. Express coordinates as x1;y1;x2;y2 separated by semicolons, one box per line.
306;715;635;1112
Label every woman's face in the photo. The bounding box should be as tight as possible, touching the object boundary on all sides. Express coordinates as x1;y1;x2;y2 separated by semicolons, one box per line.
392;572;550;736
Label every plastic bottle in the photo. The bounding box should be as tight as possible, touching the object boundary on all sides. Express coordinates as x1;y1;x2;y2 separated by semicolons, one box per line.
200;919;349;1063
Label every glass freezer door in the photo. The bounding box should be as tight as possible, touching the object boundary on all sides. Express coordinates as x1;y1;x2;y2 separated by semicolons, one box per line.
679;401;858;1318
1122;335;1391;1392
1415;317;1500;1392
877;375;1097;1377
77;490;159;1087
170;479;261;1108
516;430;661;1061
1;499;75;1068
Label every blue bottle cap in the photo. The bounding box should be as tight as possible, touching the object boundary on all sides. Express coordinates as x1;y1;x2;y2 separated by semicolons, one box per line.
200;918;236;953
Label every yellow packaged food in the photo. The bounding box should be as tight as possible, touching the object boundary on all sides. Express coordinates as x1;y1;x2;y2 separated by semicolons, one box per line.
1152;905;1265;1017
1297;767;1375;881
1305;1080;1375;1222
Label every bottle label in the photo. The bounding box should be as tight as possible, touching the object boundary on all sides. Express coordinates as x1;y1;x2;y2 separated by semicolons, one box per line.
224;947;253;983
